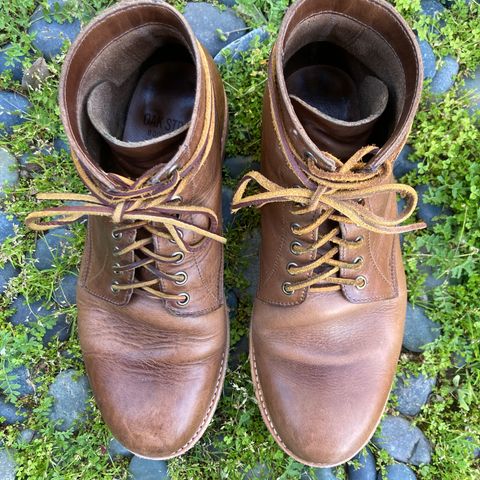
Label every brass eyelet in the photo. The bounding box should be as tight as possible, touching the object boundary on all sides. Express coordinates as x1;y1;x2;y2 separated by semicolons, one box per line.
353;256;364;266
112;230;122;240
355;235;364;244
112;262;121;275
170;194;183;202
355;275;368;290
290;223;301;234
290;241;302;255
111;281;120;294
282;282;294;295
113;245;121;254
169;229;184;244
166;164;178;178
304;151;315;162
176;293;190;306
287;262;298;275
172;251;185;264
174;271;188;286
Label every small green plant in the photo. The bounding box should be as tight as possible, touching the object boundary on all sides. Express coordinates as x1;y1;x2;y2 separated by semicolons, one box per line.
0;0;479;478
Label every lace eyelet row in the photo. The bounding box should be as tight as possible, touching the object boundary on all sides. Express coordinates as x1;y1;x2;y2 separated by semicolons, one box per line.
282;228;368;294
110;226;190;304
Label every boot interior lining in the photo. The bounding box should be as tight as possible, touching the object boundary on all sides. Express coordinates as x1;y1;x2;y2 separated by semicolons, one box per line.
75;23;197;172
123;45;196;143
282;12;406;146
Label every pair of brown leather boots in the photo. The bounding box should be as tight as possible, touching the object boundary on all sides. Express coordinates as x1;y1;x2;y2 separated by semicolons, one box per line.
26;0;425;468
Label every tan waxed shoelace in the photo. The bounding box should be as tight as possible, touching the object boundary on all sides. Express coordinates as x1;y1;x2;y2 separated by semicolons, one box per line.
232;145;426;293
25;163;226;302
25;43;226;304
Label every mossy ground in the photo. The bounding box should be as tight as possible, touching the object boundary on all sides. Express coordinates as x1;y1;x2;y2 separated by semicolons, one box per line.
0;0;479;479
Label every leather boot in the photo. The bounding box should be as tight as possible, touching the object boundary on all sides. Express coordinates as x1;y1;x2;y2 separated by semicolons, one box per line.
27;0;228;459
232;0;425;467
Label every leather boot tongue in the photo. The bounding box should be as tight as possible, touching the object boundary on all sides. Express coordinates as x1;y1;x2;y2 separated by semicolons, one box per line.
287;65;389;160
86;81;189;178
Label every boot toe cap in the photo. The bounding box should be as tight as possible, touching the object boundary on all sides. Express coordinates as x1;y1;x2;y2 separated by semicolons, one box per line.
96;356;225;459
251;298;403;467
77;294;228;459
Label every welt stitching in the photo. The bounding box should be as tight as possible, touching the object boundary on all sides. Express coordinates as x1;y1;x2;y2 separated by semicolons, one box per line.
171;352;225;454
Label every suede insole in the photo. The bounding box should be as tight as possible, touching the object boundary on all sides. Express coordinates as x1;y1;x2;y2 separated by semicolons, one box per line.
123;62;195;142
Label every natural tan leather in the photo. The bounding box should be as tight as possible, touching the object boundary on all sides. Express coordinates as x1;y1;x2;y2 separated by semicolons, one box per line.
26;1;228;459
233;0;423;467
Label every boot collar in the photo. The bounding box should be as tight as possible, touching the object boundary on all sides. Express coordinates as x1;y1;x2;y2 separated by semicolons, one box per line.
271;0;423;181
58;0;212;200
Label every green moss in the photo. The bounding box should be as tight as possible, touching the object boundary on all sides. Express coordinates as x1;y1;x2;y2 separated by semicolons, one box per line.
0;0;479;478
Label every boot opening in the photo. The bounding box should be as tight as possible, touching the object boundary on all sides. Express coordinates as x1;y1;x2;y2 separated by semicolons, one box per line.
281;12;408;159
60;2;202;179
85;32;196;178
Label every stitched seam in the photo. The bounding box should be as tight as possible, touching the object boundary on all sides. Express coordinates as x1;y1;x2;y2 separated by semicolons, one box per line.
366;230;394;287
84;228;134;306
251;348;287;449
261;208;287;286
389;237;399;297
171;352;225;454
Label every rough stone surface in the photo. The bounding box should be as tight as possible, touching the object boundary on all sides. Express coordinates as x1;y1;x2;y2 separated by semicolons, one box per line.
393;373;436;416
0;448;16;480
53;137;70;154
377;463;417;480
214;27;269;64
430;56;459;94
128;456;169;479
184;3;246;57
418;263;445;290
403;302;441;352
229;334;249;369
224;155;255;178
0;91;31;136
0;262;18;292
373;415;432;465
4;365;35;398
0;44;26;81
28;2;81;60
415;184;452;227
18;151;44;176
222;185;234;228
243;463;271;479
48;369;89;432
0;147;19;197
421;0;446;17
393;145;417;179
226;289;238;320
312;468;341;480
348;447;377;479
0;396;27;425
53;273;77;306
9;295;70;345
33;227;73;270
417;38;436;79
461;65;480;116
22;57;49;90
240;228;261;298
18;429;36;444
108;438;133;459
0;210;19;243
